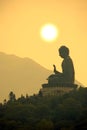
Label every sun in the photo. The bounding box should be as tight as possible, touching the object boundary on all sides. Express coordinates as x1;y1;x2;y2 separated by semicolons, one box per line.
40;24;58;42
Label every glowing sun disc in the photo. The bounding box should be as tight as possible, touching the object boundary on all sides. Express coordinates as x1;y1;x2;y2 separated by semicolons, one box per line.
40;24;58;42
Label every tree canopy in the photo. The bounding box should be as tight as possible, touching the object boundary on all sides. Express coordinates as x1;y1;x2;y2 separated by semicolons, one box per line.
0;86;87;130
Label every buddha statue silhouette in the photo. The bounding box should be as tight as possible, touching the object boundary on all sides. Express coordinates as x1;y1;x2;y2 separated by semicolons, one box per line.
47;46;75;86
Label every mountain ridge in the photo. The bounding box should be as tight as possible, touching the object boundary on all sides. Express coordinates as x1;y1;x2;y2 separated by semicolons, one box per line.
0;52;52;102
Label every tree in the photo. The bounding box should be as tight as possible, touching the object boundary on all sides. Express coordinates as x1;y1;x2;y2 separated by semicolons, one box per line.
3;99;7;105
36;119;54;130
9;91;16;102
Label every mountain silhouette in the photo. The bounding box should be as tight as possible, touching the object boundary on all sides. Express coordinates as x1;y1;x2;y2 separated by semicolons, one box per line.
0;52;52;102
0;52;84;102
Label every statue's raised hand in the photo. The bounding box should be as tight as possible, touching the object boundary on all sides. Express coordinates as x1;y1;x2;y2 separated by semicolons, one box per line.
53;64;56;68
53;64;56;71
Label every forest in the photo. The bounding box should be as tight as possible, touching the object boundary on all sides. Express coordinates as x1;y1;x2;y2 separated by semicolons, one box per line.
0;86;87;130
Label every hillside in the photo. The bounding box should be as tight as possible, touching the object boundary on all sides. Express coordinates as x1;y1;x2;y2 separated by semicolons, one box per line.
0;52;52;101
0;87;87;130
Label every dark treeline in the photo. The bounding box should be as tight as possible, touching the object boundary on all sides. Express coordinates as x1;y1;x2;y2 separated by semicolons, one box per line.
0;86;87;130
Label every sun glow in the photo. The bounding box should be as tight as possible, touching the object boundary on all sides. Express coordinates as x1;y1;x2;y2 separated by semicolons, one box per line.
40;24;58;42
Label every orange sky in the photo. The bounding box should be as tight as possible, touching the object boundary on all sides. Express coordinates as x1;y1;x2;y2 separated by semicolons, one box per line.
0;0;87;86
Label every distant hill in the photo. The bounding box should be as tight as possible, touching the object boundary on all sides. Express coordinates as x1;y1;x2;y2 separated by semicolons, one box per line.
0;52;84;102
0;52;52;102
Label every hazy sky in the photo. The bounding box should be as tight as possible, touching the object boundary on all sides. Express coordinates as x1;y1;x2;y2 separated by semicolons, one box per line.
0;0;87;86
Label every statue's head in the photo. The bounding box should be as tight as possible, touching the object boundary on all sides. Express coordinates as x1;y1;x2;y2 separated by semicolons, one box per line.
59;46;69;58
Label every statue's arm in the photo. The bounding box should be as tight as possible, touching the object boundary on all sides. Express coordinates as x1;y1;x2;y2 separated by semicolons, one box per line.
53;64;61;74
